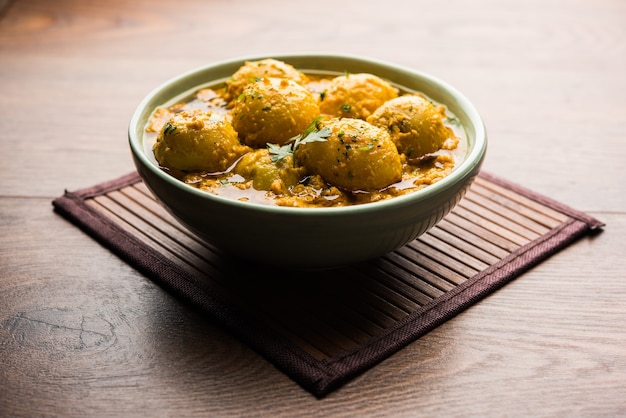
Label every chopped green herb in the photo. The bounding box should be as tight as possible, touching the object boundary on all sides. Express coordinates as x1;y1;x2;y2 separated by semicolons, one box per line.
267;143;293;162
267;116;331;166
163;122;177;136
340;104;352;112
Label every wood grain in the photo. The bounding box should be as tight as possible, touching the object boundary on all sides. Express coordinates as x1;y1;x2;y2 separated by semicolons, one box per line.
1;0;625;416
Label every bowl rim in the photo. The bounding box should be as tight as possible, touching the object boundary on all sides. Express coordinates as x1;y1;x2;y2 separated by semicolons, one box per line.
129;52;487;216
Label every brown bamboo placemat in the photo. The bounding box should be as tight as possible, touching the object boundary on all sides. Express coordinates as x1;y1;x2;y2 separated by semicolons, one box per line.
52;171;603;397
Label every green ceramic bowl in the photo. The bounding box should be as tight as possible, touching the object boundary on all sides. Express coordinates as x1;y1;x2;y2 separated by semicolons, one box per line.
129;53;487;268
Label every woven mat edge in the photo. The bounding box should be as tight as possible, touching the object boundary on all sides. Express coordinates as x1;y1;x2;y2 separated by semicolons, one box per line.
51;171;604;397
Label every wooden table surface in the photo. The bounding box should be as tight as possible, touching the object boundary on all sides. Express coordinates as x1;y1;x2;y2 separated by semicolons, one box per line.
1;0;625;416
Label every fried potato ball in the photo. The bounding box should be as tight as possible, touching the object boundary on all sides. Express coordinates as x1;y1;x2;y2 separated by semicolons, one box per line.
296;118;402;191
225;58;308;102
231;77;321;148
318;73;398;120
367;95;454;158
153;109;250;172
233;148;305;193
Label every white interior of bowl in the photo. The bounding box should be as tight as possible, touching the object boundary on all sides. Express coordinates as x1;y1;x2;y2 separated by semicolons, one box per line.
129;52;487;215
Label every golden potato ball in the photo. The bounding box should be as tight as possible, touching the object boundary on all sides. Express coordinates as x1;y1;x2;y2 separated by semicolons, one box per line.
233;148;305;193
225;58;308;102
153;109;250;172
318;73;398;120
231;77;321;148
296;118;402;191
367;94;454;158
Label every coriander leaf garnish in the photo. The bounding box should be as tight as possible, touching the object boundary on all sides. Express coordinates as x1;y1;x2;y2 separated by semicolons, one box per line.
267;143;293;162
268;117;331;166
163;122;177;135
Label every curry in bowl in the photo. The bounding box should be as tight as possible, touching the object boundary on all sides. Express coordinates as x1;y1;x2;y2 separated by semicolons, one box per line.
144;58;467;208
